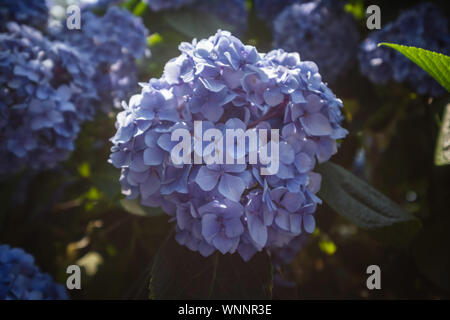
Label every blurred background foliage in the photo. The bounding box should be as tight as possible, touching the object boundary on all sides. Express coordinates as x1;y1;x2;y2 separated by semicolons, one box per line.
1;0;450;299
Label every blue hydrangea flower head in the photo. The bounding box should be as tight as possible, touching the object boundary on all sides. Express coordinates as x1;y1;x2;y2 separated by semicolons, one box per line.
254;0;297;21
0;0;49;31
272;0;359;83
359;3;450;96
0;22;96;175
110;30;347;261
0;244;68;300
52;6;150;111
197;0;248;35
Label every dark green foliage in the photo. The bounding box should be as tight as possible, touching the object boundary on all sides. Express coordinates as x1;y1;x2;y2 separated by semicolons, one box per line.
150;235;272;299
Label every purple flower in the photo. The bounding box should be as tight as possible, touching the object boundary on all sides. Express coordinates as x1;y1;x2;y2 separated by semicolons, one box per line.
144;0;196;11
110;30;347;261
199;199;244;254
272;0;359;82
0;23;95;175
195;164;248;202
50;7;149;110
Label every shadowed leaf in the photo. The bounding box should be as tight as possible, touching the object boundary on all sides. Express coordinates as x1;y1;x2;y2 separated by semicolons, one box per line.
317;162;421;245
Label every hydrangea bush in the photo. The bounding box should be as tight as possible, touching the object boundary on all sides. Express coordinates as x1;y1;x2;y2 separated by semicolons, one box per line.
51;6;149;111
359;3;450;97
273;0;359;83
0;3;149;176
110;30;347;260
0;0;49;31
197;0;248;35
0;245;68;300
254;0;297;21
0;23;96;175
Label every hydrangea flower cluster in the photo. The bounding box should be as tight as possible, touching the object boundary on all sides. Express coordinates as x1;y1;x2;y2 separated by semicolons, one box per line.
52;6;149;110
273;0;359;83
0;0;48;31
0;4;149;176
197;0;248;35
0;244;68;300
0;23;96;175
359;3;450;97
254;0;297;21
110;30;347;260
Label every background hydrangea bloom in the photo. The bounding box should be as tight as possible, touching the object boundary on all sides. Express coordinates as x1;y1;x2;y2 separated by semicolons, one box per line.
272;0;359;83
197;0;248;35
51;6;149;111
110;30;347;260
0;244;68;300
359;3;450;97
0;0;49;31
254;0;297;21
0;23;96;175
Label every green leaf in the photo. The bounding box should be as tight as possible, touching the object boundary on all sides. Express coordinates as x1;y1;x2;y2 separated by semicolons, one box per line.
164;11;234;39
378;43;450;92
344;0;365;20
147;33;163;47
120;199;163;217
316;162;421;245
132;1;147;16
434;103;450;166
149;235;272;299
77;162;91;178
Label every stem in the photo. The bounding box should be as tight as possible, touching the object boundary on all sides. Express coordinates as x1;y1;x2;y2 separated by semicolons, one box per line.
248;99;288;128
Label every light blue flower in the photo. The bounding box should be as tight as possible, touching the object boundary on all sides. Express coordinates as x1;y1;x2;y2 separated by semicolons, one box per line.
110;30;347;260
199;199;244;254
273;0;359;82
195;164;248;202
